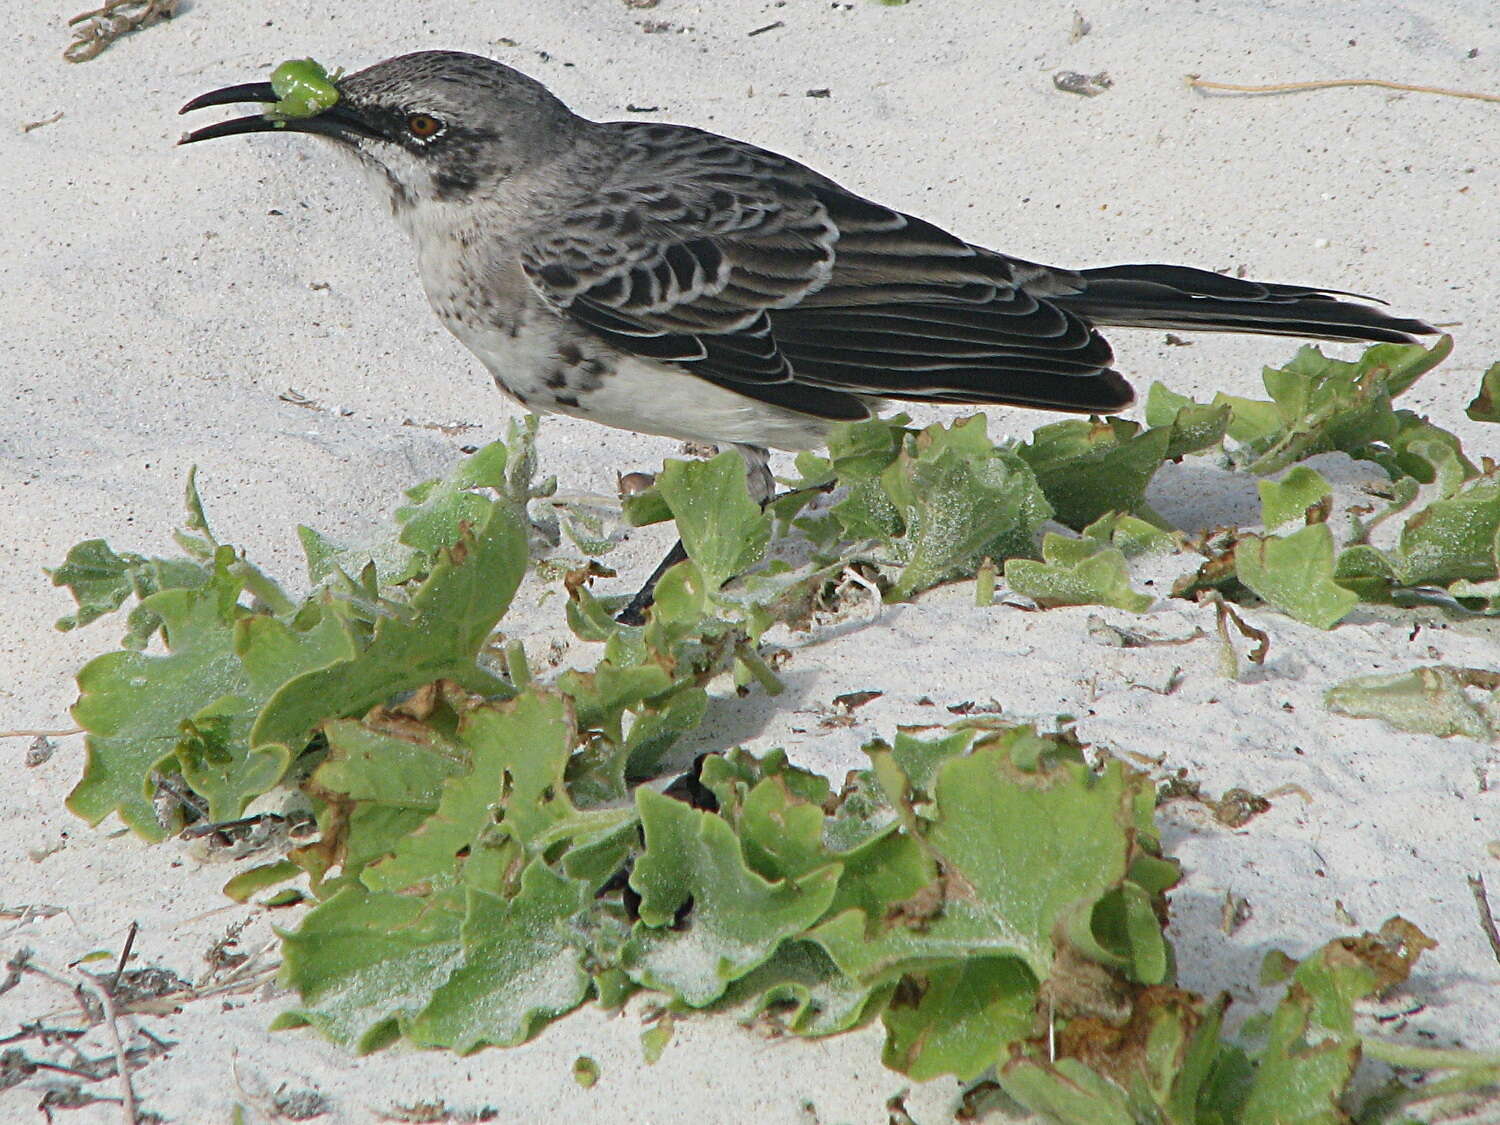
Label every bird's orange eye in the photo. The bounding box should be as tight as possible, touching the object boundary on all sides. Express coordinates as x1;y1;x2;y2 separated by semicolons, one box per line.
406;113;442;138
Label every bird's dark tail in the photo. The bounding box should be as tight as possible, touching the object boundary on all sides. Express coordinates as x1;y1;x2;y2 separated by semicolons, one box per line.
1053;263;1435;344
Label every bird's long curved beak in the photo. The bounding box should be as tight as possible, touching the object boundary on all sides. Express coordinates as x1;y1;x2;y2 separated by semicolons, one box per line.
178;81;373;145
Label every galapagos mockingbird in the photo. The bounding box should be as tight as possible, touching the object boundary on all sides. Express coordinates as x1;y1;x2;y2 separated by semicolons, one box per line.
180;50;1433;605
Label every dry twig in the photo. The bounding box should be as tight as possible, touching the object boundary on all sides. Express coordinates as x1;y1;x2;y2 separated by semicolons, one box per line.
1187;75;1500;104
1468;873;1500;968
72;970;136;1125
22;111;65;133
109;923;138;994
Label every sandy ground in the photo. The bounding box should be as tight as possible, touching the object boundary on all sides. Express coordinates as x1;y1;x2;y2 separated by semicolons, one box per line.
3;0;1498;1121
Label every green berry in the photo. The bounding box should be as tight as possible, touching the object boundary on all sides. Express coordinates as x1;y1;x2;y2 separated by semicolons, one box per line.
268;58;341;119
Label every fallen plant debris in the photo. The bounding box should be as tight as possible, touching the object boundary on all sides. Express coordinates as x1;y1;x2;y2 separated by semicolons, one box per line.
1326;665;1499;740
20;111;64;133
63;0;177;63
1156;774;1273;827
1052;70;1113;97
1467;361;1500;424
1186;73;1500;104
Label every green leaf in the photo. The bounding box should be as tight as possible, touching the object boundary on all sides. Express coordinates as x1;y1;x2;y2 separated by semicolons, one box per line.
1016;418;1170;531
889;728;977;795
1218;920;1431;1125
276;885;465;1053
1005;534;1153;612
1165;402;1232;460
1467;361;1500;423
1081;511;1177;558
621;485;673;528
222;860;301;903
560;821;638;891
923;749;1139;977
406;862;594;1052
824;414;909;481
1216;391;1287;449
1257;466;1332;531
1369;335;1454;397
254;501;525;755
829;476;902;546
339;806;437;884
174;703;293;823
561;660;670;732
622;788;842;1006
1144;382;1194;429
999;990;1232;1125
559;654;708;801
396;441;510;553
736;772;836;881
808;732;1168;1077
1394;475;1500;585
622;687;708;782
1381;414;1478;490
67;551;355;836
998;1057;1136;1125
1228;337;1452;476
362;692;586;894
717;940;891;1037
182;605;357;819
268;58;341;118
881;958;1035;1081
879;416;1053;600
1242;958;1367;1119
1144;383;1233;459
48;539;209;636
699;746;833;822
1325;666;1494;740
313;719;466;810
640;1018;673;1063
296;439;525;592
1235;524;1358;629
654;452;771;590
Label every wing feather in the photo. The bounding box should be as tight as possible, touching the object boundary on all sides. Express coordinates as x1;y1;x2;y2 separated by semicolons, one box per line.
521;121;1134;417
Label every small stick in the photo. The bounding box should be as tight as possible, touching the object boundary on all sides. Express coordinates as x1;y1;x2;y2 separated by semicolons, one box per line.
21;111;65;133
21;951;147;1122
75;969;137;1125
1468;873;1500;968
0;727;82;738
110;922;138;993
1186;75;1500;104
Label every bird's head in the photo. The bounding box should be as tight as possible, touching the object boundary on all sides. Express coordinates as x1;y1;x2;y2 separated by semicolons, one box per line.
180;50;583;216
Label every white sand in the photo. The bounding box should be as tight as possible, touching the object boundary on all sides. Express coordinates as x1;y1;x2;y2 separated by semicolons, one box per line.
3;1;1497;1121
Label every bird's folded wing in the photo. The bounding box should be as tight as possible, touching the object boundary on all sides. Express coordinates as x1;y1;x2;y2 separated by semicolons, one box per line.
521;122;1133;416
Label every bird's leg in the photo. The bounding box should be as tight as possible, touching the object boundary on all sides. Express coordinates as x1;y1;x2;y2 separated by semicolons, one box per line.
615;539;688;625
614;444;773;625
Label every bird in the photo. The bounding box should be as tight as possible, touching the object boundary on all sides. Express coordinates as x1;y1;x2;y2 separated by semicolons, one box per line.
180;50;1433;614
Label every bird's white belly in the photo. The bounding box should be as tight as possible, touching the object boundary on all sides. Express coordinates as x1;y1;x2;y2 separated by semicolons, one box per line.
562;354;839;451
437;296;839;451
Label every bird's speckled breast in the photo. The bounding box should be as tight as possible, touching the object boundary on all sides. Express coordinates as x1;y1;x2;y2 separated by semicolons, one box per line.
408;213;602;410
